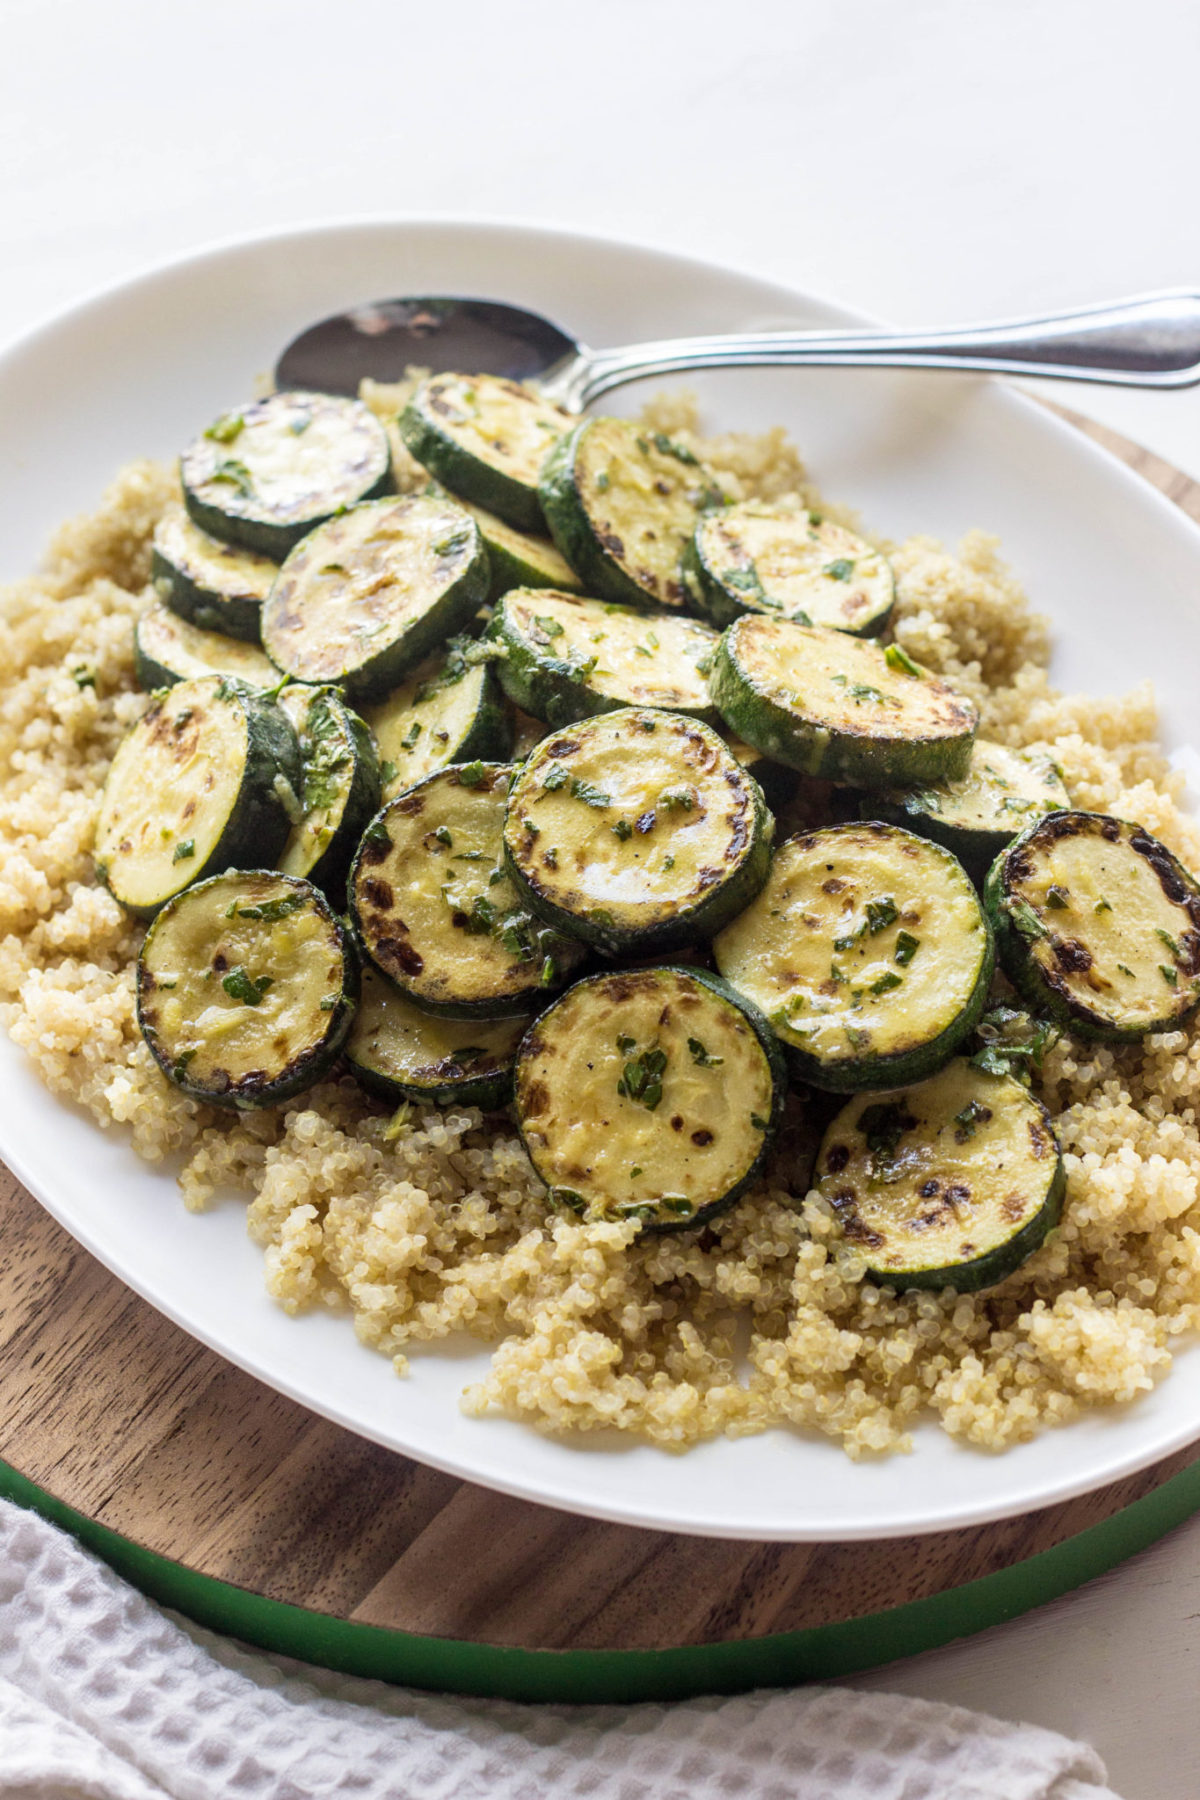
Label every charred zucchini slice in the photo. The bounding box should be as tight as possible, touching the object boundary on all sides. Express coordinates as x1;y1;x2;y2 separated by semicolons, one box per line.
365;644;511;805
503;709;773;956
151;506;277;642
134;602;281;692
814;1060;1064;1291
490;590;720;727
866;740;1069;881
985;810;1200;1041
686;502;895;636
460;502;582;599
515;966;785;1232
136;870;357;1110
539;416;724;612
714;822;993;1092
349;763;585;1018
95;675;302;918
711;616;977;788
260;495;489;700
346;964;527;1109
276;686;381;903
181;392;391;557
398;373;574;531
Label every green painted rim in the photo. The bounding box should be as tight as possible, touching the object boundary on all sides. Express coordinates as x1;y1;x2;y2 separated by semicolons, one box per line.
1;1453;1197;1704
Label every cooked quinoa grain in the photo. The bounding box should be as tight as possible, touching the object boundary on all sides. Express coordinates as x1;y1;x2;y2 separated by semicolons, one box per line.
4;410;1200;1458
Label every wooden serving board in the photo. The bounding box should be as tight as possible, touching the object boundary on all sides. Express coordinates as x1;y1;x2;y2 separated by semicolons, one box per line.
2;409;1199;1701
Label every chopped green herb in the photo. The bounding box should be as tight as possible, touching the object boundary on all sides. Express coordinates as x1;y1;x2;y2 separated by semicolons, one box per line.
663;1196;694;1217
457;761;486;787
1157;927;1181;958
617;1045;668;1112
954;1099;992;1141
750;1113;769;1132
207;457;254;496
235;894;305;922
204;411;244;444
595;470;610;492
1160;964;1178;987
662;854;675;871
430;826;453;848
319;993;339;1011
171;838;195;864
543;847;558;869
883;643;923;678
1045;885;1070;909
221;966;274;1006
869;971;903;996
401;721;422;751
1006;898;1049;941
362;818;391;851
866;896;898;934
970;1006;1058;1084
570;777;611;808
687;1037;723;1068
170;1049;196;1083
860;1101;915;1167
1117;963;1135;978
432;528;470;558
532;614;564;640
1094;897;1113;914
542;763;569;792
548;1186;586;1215
894;930;920;966
539;955;557;987
630;1167;643;1180
652;432;698;465
612;818;633;841
71;665;96;690
379;760;398;786
823;558;855;582
657;787;694;813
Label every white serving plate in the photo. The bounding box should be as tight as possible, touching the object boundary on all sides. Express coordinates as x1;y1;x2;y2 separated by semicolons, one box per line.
2;220;1199;1543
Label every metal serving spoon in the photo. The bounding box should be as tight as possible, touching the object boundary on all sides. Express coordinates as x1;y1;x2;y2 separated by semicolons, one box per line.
275;290;1200;409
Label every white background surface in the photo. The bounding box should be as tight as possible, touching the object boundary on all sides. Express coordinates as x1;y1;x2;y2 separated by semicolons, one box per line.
2;1;1199;1795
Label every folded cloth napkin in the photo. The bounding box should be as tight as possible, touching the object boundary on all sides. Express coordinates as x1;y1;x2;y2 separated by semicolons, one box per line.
0;1497;1118;1800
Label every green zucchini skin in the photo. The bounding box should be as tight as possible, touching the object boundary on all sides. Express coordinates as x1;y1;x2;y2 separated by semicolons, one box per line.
181;392;391;557
514;965;786;1234
94;675;302;919
136;869;358;1110
684;502;895;637
984;810;1200;1043
260;496;490;702
714;821;994;1093
460;502;583;600
398;374;574;531
864;741;1070;883
276;686;381;906
710;615;977;788
813;1060;1065;1292
502;709;774;958
538;417;724;613
345;964;527;1110
134;602;282;692
489;590;720;729
348;763;586;1020
366;645;512;805
151;507;277;642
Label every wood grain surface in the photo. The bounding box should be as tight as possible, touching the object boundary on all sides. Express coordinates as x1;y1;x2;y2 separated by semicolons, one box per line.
1;409;1196;1656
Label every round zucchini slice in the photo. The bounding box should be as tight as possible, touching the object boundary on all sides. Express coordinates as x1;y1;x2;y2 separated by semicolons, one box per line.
151;506;277;642
260;495;489;701
398;373;575;531
349;763;586;1018
276;685;381;904
685;502;895;636
515;965;785;1232
985;810;1200;1042
814;1060;1065;1292
490;590;720;727
865;740;1069;881
539;416;725;612
713;822;993;1092
711;616;977;788
136;870;357;1110
459;501;582;600
181;391;391;557
503;709;773;957
95;675;302;918
346;964;527;1109
134;601;282;692
364;644;511;806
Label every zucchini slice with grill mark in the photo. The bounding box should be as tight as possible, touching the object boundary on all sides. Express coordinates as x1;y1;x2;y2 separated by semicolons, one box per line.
134;602;282;692
714;822;993;1092
985;810;1200;1041
539;417;725;612
346;964;527;1109
181;392;391;557
490;590;720;727
398;373;574;531
711;616;977;788
685;502;895;636
95;675;302;918
260;495;489;700
151;506;277;642
866;740;1069;881
814;1060;1064;1291
136;870;357;1110
276;686;381;903
459;501;582;599
515;965;785;1232
365;645;511;805
349;763;586;1018
503;708;773;957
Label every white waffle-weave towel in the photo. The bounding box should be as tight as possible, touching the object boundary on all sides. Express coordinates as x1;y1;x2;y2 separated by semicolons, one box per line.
0;1497;1119;1800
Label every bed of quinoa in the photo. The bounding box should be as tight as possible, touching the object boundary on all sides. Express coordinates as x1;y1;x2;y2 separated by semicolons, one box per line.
3;393;1200;1458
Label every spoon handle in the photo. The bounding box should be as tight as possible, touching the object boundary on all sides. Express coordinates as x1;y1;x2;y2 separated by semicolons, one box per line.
552;292;1200;408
